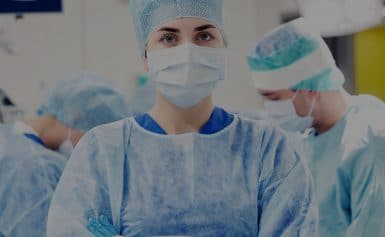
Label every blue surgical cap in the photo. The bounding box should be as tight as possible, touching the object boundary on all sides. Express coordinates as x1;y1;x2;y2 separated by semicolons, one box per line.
247;18;345;91
130;0;226;58
36;72;130;131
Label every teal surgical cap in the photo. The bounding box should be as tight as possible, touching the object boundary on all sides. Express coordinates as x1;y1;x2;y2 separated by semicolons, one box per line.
130;0;226;58
247;18;345;91
36;72;130;131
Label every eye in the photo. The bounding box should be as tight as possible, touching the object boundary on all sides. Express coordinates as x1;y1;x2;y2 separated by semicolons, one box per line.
160;33;178;45
196;32;214;42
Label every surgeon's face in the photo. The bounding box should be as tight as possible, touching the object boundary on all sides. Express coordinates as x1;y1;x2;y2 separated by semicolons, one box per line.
292;90;317;117
146;17;225;56
258;89;295;101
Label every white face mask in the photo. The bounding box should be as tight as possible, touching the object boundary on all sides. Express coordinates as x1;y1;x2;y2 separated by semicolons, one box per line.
264;99;297;116
265;92;315;132
58;129;74;157
148;43;226;109
293;92;316;132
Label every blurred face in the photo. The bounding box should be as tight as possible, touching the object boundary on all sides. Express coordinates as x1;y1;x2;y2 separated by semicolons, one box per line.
70;129;85;146
258;89;295;101
292;90;318;117
42;116;86;150
259;89;317;117
145;17;225;64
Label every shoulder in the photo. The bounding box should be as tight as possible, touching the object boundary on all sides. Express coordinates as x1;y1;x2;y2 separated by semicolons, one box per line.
83;118;132;147
70;118;132;168
343;104;385;148
235;115;299;163
349;94;385;109
235;114;284;135
234;115;296;152
339;104;385;166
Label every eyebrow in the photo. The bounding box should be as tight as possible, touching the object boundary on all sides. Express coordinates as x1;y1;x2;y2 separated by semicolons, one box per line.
157;24;216;33
157;27;180;33
194;24;216;31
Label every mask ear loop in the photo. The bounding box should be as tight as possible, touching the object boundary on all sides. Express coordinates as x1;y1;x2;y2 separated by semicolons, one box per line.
307;94;316;117
290;90;299;110
66;128;72;145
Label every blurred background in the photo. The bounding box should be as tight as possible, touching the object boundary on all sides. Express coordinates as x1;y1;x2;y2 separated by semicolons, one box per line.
0;0;384;119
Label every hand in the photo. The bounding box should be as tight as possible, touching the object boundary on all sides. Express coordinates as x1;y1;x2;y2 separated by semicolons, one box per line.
87;215;120;237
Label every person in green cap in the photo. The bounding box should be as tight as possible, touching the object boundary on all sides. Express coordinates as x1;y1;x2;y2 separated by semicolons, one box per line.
247;17;385;237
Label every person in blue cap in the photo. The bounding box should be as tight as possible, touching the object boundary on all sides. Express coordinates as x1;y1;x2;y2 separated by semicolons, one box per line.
47;1;317;236
247;17;385;237
0;72;130;237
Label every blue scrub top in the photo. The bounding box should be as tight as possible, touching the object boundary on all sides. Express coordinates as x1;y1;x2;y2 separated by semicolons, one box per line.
135;107;234;135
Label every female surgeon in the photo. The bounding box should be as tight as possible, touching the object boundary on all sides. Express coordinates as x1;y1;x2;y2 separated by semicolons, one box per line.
47;1;317;236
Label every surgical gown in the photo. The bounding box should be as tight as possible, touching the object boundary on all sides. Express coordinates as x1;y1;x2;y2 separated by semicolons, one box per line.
0;125;68;237
304;102;385;237
47;114;317;237
239;111;311;133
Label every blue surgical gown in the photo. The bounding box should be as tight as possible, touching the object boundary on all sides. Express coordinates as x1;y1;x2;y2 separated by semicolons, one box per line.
0;125;68;237
304;101;385;237
47;112;317;236
237;111;311;133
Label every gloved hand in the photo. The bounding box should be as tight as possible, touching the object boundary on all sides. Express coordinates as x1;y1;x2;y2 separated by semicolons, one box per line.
87;215;121;237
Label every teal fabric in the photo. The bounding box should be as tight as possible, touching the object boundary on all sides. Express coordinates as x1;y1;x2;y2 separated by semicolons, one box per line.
291;68;345;91
305;102;385;237
247;37;319;71
247;18;345;92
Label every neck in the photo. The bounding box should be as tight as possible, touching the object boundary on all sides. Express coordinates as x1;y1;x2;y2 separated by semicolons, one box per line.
149;92;214;134
313;91;348;134
25;115;67;150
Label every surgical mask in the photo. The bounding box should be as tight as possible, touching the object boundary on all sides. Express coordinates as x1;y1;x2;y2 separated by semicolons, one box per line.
264;99;296;116
292;92;316;132
264;94;314;132
272;92;315;133
148;43;226;109
58;129;74;157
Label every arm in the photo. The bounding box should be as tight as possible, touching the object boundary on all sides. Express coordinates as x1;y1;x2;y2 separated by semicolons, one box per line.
342;134;385;237
257;128;317;237
47;131;113;237
0;128;66;236
87;215;121;237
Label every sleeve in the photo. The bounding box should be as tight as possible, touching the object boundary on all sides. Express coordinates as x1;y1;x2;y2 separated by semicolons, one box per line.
47;130;112;237
257;128;317;237
0;129;63;237
341;134;385;237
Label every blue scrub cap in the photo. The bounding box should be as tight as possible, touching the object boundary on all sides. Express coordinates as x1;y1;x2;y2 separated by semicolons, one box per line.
247;18;345;91
36;72;130;131
130;0;226;58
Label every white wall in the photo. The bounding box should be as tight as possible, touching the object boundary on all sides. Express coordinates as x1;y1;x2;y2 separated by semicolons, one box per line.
0;0;84;116
0;0;299;116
